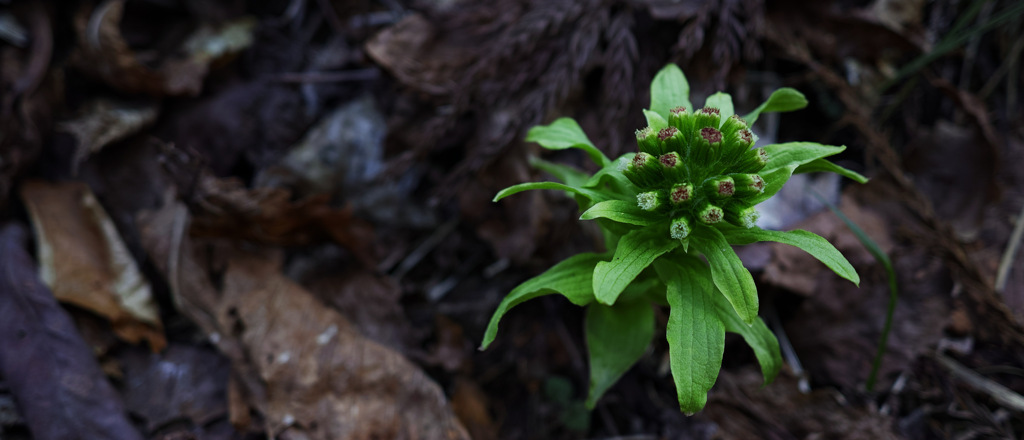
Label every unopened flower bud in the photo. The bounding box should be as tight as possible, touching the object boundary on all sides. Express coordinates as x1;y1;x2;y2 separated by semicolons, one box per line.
658;126;687;157
697;203;724;224
720;114;748;137
703;176;735;198
670;216;692;239
635;127;661;155
659;152;685;181
669;182;694;205
693;127;723;166
637;191;663;211
623;152;663;188
695;107;721;129
728;173;765;197
668;107;693;133
724;204;760;228
735;148;769;173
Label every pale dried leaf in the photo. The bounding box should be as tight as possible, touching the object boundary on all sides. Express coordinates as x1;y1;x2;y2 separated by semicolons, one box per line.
20;180;165;350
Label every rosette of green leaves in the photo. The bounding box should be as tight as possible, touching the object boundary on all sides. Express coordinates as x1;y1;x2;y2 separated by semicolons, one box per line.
481;64;867;414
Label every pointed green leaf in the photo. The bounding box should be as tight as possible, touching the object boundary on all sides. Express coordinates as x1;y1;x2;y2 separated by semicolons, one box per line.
794;158;869;183
649;64;692;118
580;200;658;226
742;88;808;125
481;253;605;349
690;226;758;324
720;227;860;286
585;301;655;408
526;117;610;166
762;142;846;173
530;157;590;188
703;92;735;122
655;258;725;414
711;293;781;385
494;181;607;203
643;109;668;131
594;226;680;305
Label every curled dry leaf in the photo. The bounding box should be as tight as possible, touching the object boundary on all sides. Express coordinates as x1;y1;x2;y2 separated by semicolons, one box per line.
0;223;144;440
20;180;165;351
69;0;254;97
365;14;461;96
58;98;159;172
138;200;470;440
189;173;374;263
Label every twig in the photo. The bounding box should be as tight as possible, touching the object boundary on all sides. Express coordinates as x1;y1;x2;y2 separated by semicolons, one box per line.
389;218;459;279
935;352;1024;413
995;201;1024;293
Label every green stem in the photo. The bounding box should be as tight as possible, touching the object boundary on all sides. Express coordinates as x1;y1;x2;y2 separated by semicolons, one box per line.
810;190;898;391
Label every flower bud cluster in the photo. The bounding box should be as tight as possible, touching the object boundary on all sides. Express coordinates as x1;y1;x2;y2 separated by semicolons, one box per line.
624;107;767;239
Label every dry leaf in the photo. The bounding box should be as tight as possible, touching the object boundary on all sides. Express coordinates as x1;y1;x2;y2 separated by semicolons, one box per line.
69;1;254;97
119;344;231;432
706;367;901;440
138;200;470;440
20;180;165;350
189;173;374;263
762;189;893;296
0;223;144;440
58;98;159;172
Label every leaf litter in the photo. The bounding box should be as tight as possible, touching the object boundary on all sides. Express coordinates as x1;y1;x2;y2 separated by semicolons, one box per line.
3;0;1024;438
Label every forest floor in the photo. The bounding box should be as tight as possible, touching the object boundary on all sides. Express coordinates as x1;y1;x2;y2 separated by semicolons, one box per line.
1;0;1024;439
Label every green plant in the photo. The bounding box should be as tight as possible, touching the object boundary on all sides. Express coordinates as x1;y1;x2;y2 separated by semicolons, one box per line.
480;64;867;414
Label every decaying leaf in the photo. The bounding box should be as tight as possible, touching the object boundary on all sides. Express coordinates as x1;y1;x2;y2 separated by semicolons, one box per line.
705;367;901;439
138;200;470;440
189;173;374;263
0;223;144;440
69;0;255;97
20;180;165;350
119;344;231;432
762;189;892;296
58;98;159;172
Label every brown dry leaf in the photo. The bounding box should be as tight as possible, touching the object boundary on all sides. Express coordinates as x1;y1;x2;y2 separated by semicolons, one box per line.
705;367;900;439
58;98;159;172
762;189;893;296
189;173;374;263
138;200;470;440
20;180;165;350
365;14;462;96
69;1;254;97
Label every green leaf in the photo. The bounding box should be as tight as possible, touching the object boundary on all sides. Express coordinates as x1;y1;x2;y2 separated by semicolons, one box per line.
649;64;692;119
593;226;680;305
655;258;725;414
481;253;605;349
580;200;658;226
494;181;607;204
643;109;668;131
742;88;808;125
762;142;846;173
526;118;610;166
690;226;758;324
794;158;869;184
720;228;860;286
744;142;849;205
703;92;735;121
530;157;590;188
712;294;781;385
584;301;655;408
